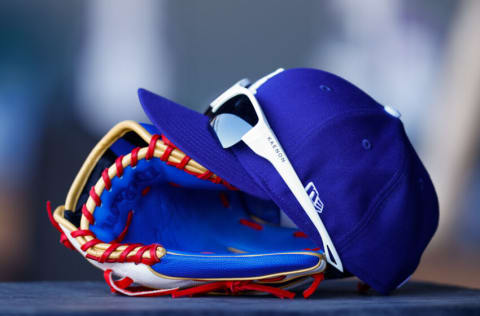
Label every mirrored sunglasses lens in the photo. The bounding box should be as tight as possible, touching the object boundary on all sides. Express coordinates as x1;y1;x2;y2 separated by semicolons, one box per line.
210;113;253;148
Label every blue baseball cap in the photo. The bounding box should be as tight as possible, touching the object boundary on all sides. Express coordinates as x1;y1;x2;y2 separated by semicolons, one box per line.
138;68;439;294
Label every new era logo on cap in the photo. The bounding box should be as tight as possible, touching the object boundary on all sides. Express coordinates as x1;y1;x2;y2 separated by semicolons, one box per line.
305;182;324;214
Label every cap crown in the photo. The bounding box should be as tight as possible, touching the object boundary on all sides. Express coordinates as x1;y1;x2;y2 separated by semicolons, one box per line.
228;68;438;293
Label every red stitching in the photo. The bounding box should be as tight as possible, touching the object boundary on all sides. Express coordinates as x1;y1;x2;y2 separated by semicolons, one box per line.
106;133;236;208
161;134;176;148
293;231;308;238
198;170;212;180
79;214;159;265
160;145;174;161
46;201;61;232
104;269;134;292
71;229;95;238
81;238;102;252
147;134;237;188
114;276;134;289
134;245;149;264
239;219;263;231
119;244;140;263
146;134;160;160
100;243;121;263
116;155;124;177
141;186;151;196
89;186;101;206
48;205;159;265
149;244;160;263
82;204;95;224
113;210;133;243
102;168;112;190
131;147;140;167
182;169;204;179
86;254;100;261
177;156;190;170
77;233;159;265
219;192;229;208
46;201;74;250
172;280;296;299
59;234;73;249
222;181;238;191
303;273;324;298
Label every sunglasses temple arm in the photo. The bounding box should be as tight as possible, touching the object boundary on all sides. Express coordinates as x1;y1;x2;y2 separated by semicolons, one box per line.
242;124;344;273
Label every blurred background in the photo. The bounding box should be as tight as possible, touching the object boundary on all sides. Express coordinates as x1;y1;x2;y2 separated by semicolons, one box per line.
0;0;479;288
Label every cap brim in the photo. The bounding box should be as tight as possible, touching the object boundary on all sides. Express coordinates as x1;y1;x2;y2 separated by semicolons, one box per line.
137;88;266;198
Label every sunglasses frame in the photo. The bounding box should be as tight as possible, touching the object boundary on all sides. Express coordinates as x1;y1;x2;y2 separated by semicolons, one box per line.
208;77;343;273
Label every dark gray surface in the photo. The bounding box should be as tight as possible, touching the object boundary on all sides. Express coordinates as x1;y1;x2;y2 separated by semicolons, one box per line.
0;280;479;315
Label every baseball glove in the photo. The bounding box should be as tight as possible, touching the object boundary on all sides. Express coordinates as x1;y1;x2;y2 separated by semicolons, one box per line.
47;120;327;298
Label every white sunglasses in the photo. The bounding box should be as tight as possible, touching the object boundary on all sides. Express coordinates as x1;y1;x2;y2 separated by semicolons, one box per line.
206;69;343;272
